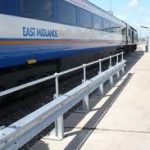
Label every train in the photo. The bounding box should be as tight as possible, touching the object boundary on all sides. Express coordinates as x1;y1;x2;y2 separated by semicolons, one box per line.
0;0;138;90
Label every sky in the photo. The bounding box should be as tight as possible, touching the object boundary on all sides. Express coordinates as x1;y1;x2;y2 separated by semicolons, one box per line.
89;0;150;37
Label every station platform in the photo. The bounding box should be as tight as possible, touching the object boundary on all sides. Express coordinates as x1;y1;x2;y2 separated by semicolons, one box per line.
31;48;150;150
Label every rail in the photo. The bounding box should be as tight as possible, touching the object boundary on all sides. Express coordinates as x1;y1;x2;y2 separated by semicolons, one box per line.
0;52;126;150
0;52;123;98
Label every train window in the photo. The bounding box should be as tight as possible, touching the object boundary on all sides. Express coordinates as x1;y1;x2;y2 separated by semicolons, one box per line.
122;27;127;35
110;22;116;33
111;22;121;33
103;19;110;32
58;1;76;25
22;0;53;20
112;23;121;34
78;9;92;28
0;0;7;14
93;15;104;30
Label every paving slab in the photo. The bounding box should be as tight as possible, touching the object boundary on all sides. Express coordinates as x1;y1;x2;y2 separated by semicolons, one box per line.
81;129;150;150
31;51;150;150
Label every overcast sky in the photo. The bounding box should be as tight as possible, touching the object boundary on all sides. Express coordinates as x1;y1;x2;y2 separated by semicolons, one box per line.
89;0;150;37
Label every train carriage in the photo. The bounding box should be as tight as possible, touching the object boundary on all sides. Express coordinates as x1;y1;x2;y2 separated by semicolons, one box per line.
0;0;138;89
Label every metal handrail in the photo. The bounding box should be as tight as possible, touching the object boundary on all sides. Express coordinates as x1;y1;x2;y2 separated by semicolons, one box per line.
0;52;124;98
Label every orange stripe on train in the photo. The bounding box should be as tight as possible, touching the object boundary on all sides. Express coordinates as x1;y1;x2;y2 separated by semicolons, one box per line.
0;39;115;45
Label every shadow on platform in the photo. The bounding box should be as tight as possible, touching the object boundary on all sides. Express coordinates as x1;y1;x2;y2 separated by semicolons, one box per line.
30;140;49;150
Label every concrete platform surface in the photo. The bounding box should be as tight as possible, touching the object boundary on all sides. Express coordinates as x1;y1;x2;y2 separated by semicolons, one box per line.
31;51;150;150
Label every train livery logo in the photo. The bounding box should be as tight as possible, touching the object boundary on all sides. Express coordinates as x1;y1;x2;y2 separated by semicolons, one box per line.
23;27;58;38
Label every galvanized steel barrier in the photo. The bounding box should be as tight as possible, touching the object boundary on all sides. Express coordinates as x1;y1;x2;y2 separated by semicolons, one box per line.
0;52;126;150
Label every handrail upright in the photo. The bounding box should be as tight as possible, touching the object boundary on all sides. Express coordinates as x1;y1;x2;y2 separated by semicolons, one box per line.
54;73;60;98
99;59;102;74
83;64;87;83
109;55;112;68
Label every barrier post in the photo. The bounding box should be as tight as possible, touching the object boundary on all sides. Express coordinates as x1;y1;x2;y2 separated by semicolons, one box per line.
50;73;64;140
81;64;90;112
99;84;104;96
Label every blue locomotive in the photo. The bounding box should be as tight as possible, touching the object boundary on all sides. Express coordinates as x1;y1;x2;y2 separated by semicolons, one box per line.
0;0;138;89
